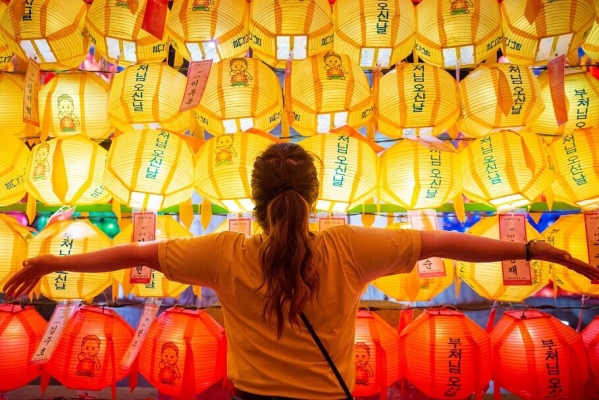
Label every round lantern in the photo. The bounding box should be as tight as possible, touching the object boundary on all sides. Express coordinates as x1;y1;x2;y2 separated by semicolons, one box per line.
0;73;28;138
414;0;502;68
38;73;112;139
458;64;545;137
400;308;492;399
166;0;250;62
248;0;334;69
194;131;276;212
457;215;547;302
460;131;553;210
25;136;112;206
290;53;373;136
45;305;134;392
0;2;13;70
104;130;195;211
0;214;30;290
194;57;284;135
582;0;599;61
332;0;415;70
0;0;89;70
490;309;589;399
28;219;113;301
138;307;226;397
108;63;189;134
0;134;30;206
0;304;47;392
352;310;401;398
375;63;460;139
581;315;599;393
85;0;169;66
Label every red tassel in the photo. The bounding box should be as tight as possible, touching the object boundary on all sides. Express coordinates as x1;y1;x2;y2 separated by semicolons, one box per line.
40;367;51;394
104;333;117;400
181;337;196;400
375;340;387;400
485;306;498;334
129;359;139;393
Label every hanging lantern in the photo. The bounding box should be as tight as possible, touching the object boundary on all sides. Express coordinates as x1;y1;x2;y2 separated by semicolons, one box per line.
28;219;113;301
248;0;334;69
0;73;28;139
290;53;373;136
108;63;190;134
582;0;599;61
375;63;460;139
45;305;134;393
138;307;226;397
581;315;599;393
104;130;195;211
85;0;169;66
0;214;30;290
0;304;47;392
459;131;553;210
0;2;13;70
458;64;545;137
414;0;502;68
490;309;590;399
457;215;547;302
166;0;250;62
332;0;415;70
25;136;112;206
0;134;30;206
194;57;283;135
400;308;492;400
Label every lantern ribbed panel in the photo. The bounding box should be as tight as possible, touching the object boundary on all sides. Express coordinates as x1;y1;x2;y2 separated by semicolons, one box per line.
108;63;189;134
166;0;249;62
248;0;334;69
457;216;547;302
0;134;30;206
290;53;373;136
194;57;283;135
581;316;599;393
0;216;29;289
332;0;415;70
25;136;111;206
352;310;401;397
500;0;596;66
104;130;195;211
38;73;111;139
28;220;113;301
414;0;502;68
399;308;492;399
85;0;169;65
45;305;134;391
490;309;589;399
376;63;460;139
138;308;226;397
582;0;599;61
0;2;13;70
459;131;553;209
299;133;378;213
193;132;275;212
458;64;545;137
0;305;47;392
378;139;461;209
0;73;28;138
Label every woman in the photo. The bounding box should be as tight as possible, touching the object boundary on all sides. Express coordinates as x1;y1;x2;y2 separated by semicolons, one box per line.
4;142;599;400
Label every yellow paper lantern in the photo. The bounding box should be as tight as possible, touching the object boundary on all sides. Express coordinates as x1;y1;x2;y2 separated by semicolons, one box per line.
332;0;415;70
25;136;111;206
85;0;169;66
414;0;502;68
193;131;277;212
0;72;28;138
460;131;553;210
248;0;334;69
0;215;30;290
0;0;89;70
194;57;283;135
457;215;547;302
500;0;596;66
0;135;30;206
104;130;195;211
582;0;599;61
0;2;13;70
28;219;113;301
108;63;190;134
38;73;112;139
166;0;250;62
290;53;374;136
458;64;545;138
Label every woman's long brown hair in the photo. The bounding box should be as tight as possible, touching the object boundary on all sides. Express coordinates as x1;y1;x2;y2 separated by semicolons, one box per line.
251;142;321;338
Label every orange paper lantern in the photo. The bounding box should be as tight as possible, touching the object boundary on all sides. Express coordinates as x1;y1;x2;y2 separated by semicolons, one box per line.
0;214;31;290
582;0;599;61
0;73;29;139
0;134;30;206
581;315;599;393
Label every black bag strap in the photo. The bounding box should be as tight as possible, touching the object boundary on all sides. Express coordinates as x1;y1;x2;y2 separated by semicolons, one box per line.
300;312;354;400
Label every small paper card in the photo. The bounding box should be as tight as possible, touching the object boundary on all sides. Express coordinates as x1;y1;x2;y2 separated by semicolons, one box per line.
23;57;40;126
120;298;162;371
408;210;447;278
318;216;346;232
584;213;599;279
228;217;252;236
498;214;532;285
31;301;80;364
179;60;213;112
129;211;156;284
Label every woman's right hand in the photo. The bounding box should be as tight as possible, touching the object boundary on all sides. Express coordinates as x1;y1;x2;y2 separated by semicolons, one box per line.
3;254;59;299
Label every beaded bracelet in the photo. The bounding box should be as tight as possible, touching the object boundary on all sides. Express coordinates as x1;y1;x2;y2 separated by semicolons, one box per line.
525;240;541;261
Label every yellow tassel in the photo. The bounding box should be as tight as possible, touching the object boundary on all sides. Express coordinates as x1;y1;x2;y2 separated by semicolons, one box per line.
361;198;375;227
200;197;212;230
529;212;543;225
405;267;421;303
544;186;555;211
26;193;37;227
121;272;133;298
51;142;69;204
454;265;462;299
387;213;395;228
281;113;291;141
452;193;466;223
365;119;376;141
179;198;194;231
112;199;123;229
192;285;202;297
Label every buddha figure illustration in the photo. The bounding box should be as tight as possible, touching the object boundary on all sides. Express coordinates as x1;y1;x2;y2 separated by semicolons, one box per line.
229;58;253;87
449;0;473;15
324;52;349;80
32;142;51;181
354;342;375;386
57;94;80;132
192;0;214;11
158;342;182;385
76;335;102;378
215;134;237;166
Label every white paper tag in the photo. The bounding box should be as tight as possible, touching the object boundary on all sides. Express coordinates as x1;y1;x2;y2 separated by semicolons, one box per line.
408;210;447;278
31;301;80;364
120;298;162;371
318;216;346;232
498;214;532;285
129;211;157;284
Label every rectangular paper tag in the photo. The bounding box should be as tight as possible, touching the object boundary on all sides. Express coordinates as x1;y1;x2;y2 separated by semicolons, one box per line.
548;54;568;126
228;217;252;236
318;216;346;232
408;210;447;278
179;60;213;112
141;0;168;40
498;214;532;285
584;212;599;274
129;211;156;284
120;298;162;371
31;301;80;364
23;57;40;127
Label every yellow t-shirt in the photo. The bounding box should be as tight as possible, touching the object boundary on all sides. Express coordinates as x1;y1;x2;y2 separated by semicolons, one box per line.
158;225;421;399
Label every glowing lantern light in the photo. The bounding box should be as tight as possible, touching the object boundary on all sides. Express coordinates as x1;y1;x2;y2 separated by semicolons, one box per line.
490;309;589;399
0;304;47;392
0;2;13;70
375;63;460;139
166;0;250;62
0;134;30;206
138;307;226;397
400;308;492;399
582;0;599;61
581;316;599;393
0;73;28;138
332;0;415;70
194;57;283;135
0;214;31;290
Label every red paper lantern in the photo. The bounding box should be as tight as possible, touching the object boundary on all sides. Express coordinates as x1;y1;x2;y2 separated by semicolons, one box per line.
581;315;599;394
